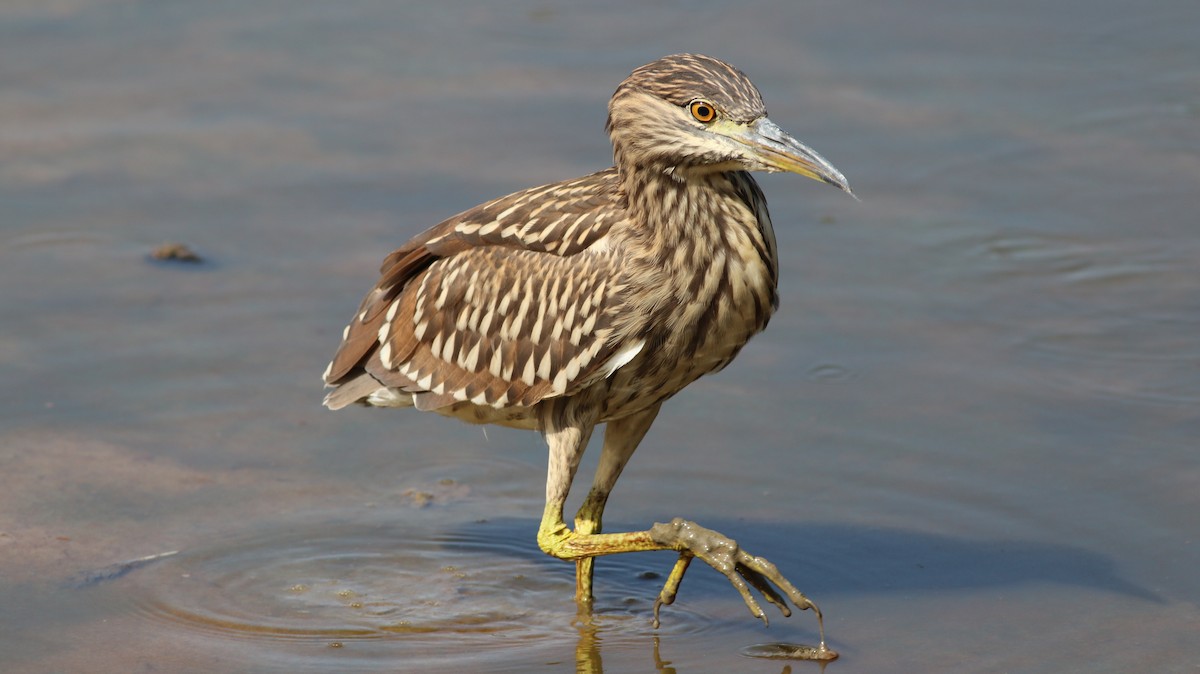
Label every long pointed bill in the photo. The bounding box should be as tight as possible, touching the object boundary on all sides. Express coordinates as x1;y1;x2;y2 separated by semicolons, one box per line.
723;117;854;197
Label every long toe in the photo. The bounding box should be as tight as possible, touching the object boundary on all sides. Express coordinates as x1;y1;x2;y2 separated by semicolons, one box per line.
648;518;819;626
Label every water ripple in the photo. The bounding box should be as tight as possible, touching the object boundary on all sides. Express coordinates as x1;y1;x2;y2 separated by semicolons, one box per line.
113;517;717;670
1016;312;1200;405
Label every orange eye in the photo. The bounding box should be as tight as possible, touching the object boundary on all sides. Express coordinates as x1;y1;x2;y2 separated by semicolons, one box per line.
689;100;717;123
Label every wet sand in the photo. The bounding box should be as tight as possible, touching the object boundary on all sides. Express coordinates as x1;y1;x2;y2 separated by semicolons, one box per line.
2;1;1198;672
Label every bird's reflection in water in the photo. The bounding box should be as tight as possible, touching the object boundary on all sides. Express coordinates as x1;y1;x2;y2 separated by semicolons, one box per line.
571;611;673;674
573;610;604;674
650;637;678;674
571;609;828;674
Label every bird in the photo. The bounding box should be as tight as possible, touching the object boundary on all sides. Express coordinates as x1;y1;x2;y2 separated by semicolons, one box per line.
322;53;853;636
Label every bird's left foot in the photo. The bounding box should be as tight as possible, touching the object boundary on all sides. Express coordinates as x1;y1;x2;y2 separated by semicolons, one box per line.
648;518;823;634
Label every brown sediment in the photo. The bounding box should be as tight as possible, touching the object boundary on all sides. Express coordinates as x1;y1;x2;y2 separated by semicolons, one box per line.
148;242;203;264
741;641;839;661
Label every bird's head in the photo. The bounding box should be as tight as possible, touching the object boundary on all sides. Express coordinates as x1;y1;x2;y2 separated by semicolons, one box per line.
607;53;852;195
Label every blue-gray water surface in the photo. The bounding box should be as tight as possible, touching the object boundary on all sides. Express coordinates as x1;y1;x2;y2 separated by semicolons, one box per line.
1;1;1197;672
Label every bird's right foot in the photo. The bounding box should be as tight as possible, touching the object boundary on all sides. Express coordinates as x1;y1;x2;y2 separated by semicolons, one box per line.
648;517;824;638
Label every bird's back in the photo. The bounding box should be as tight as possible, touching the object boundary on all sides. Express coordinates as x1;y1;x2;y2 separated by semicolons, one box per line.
325;167;632;425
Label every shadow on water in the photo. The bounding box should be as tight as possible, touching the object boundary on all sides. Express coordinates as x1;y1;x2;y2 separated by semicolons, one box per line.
447;517;1160;604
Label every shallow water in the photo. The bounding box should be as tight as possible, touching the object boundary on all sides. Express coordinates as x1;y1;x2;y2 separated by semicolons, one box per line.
2;1;1198;672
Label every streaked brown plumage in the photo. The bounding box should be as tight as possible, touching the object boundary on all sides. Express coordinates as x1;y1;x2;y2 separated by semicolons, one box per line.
323;54;851;646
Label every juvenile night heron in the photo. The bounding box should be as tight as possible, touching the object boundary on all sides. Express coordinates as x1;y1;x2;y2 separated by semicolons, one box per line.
323;54;852;631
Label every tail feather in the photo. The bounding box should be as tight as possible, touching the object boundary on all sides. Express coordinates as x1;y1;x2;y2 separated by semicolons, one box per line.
324;373;390;410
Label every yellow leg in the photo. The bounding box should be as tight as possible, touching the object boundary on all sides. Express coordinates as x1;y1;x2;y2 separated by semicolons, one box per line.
574;499;601;605
537;398;821;629
569;404;662;604
575;559;595;606
538;505;823;629
537;501;660;559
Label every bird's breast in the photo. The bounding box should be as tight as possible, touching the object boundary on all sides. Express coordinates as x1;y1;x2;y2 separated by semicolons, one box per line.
598;197;777;420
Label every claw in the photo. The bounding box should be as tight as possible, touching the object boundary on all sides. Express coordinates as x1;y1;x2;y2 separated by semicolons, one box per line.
652;552;692;628
647;518;822;631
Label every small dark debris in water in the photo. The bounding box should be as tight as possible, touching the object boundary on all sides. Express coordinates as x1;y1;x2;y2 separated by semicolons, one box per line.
741;642;839;662
818;214;837;225
400;480;471;507
68;550;179;588
638;570;662;580
403;489;436;508
149;242;203;264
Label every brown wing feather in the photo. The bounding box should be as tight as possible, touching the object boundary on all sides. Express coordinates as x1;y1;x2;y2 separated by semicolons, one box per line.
324;167;628;411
